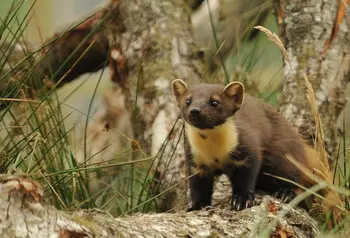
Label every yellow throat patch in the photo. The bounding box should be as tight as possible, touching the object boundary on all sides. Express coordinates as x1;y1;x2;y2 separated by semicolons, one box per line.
185;118;240;169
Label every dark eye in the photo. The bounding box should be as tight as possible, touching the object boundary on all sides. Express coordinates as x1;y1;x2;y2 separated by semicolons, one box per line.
185;98;191;106
211;100;219;107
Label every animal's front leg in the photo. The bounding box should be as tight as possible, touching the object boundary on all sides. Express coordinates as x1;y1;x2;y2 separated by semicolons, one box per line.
187;169;214;211
229;153;261;211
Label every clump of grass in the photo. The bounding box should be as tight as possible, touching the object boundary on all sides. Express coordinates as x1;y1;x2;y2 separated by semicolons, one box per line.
0;1;92;210
0;1;164;216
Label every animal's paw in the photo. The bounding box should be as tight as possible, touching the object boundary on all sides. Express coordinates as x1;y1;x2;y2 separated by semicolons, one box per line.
186;202;208;212
186;206;197;212
273;188;296;203
231;192;256;211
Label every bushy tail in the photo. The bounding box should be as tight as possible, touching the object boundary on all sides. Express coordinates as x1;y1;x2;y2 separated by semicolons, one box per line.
301;74;346;225
303;144;342;209
287;143;344;224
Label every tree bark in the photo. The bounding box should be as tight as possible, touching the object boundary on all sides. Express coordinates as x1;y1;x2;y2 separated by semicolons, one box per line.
101;0;209;212
273;0;350;163
0;175;323;238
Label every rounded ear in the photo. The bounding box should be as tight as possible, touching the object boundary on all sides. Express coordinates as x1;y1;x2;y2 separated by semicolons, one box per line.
223;81;245;106
171;79;188;104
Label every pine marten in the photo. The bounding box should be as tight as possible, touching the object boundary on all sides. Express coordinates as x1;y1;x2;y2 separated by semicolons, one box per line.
171;79;342;212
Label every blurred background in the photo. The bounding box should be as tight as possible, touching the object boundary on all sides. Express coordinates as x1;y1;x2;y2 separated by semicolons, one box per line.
0;0;349;217
0;0;111;143
1;0;349;157
1;0;103;43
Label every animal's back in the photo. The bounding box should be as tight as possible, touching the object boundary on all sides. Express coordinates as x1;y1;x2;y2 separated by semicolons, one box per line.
234;95;273;144
235;95;307;191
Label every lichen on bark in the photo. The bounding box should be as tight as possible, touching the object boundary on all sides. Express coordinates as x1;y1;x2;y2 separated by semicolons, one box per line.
106;0;209;211
274;0;350;163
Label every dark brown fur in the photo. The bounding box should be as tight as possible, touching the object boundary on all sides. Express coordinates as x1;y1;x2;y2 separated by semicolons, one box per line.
172;79;340;212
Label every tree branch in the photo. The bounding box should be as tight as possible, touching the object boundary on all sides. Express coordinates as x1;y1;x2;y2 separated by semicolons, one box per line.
0;175;320;238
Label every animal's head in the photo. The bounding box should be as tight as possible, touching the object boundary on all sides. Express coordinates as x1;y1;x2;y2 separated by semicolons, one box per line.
171;79;245;129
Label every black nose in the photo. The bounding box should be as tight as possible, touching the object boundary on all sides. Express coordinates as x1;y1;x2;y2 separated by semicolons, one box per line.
190;108;201;115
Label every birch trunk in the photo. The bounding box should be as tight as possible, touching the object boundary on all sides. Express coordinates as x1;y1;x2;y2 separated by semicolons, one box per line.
273;0;350;163
106;0;208;211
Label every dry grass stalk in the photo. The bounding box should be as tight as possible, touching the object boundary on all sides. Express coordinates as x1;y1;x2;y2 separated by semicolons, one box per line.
254;25;330;179
253;25;290;65
303;73;330;173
